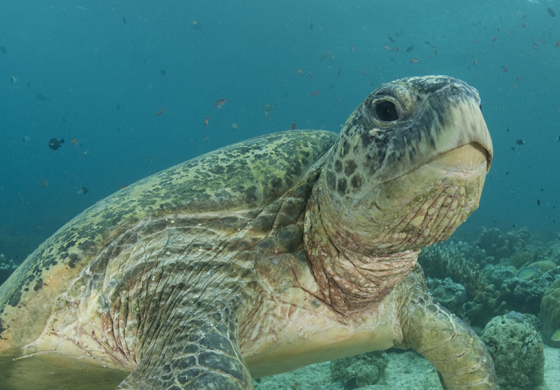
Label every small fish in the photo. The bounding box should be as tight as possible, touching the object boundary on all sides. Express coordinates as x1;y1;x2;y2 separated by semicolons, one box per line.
308;72;314;78
557;135;560;141
537;199;541;206
532;41;540;50
503;66;508;72
120;185;128;189
472;40;478;43
77;187;89;195
393;47;399;52
214;99;227;108
548;7;556;17
160;69;167;76
551;329;560;342
10;75;16;84
382;45;391;52
473;59;477;65
406;45;414;53
155;108;165;116
492;36;498;42
204;116;209;127
388;36;395;43
297;68;303;76
516;267;540;280
35;94;50;101
337;67;342;77
39;179;49;188
264;104;274;112
556;40;560;48
0;46;6;54
22;136;31;143
511;146;516;151
122;17;127;24
410;59;419;63
540;39;545;44
350;46;354;51
191;21;202;30
71;139;79;145
309;23;313;30
516;139;525;145
310;90;319;96
320;51;329;60
290;123;297;130
521;23;527;28
49;138;65;150
231;123;239;130
360;69;368;76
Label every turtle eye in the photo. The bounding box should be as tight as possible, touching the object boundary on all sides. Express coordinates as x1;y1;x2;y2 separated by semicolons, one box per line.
373;100;401;122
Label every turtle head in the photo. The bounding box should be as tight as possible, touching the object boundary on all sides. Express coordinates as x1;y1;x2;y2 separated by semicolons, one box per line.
320;75;493;254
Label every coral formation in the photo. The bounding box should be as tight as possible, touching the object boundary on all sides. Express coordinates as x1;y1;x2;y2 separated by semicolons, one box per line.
330;351;388;389
426;277;466;314
0;254;18;285
539;278;560;348
481;314;544;390
478;227;530;261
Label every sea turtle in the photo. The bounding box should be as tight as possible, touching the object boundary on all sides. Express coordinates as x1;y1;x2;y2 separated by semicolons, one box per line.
0;75;497;390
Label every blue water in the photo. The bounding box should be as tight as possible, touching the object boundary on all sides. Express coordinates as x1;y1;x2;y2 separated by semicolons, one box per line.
0;0;559;261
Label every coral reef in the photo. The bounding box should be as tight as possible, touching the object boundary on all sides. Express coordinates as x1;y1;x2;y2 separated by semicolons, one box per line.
0;254;18;285
481;314;545;390
419;241;505;326
330;351;388;389
426;277;466;314
539;278;560;348
478;227;530;261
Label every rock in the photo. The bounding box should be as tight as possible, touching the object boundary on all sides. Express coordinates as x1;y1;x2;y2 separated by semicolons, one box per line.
481;315;545;390
330;351;388;389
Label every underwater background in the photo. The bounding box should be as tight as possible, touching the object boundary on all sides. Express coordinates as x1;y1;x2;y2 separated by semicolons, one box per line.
0;0;559;389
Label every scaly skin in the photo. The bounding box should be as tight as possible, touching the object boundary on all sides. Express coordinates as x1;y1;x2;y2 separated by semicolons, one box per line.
397;265;498;389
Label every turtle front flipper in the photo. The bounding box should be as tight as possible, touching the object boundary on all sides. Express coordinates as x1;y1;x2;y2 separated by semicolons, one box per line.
118;305;253;390
398;265;498;390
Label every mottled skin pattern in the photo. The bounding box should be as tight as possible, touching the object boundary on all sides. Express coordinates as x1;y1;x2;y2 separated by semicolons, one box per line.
0;76;497;390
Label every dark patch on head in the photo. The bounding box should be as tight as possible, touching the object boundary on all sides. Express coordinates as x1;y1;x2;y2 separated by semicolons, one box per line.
344;160;357;176
68;253;80;269
350;174;363;190
311;299;322;308
360;131;374;148
334;160;342;173
33;278;44;291
336;178;347;196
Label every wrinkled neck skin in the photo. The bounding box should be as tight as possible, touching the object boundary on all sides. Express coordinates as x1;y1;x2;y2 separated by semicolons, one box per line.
303;178;419;317
304;157;485;316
